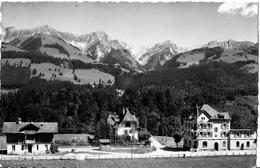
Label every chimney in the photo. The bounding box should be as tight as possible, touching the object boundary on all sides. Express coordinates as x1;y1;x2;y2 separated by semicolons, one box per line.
123;108;126;115
17;118;22;125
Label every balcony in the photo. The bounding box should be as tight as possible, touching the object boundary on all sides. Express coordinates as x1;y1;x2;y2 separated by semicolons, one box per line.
24;139;36;144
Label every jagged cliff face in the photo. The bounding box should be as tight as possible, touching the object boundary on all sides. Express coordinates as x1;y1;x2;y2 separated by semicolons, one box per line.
3;25;143;72
139;40;181;71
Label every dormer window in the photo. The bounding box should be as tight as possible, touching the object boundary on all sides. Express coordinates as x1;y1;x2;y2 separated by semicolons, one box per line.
218;114;224;119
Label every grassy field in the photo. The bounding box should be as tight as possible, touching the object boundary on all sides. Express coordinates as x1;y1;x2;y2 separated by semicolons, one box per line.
0;155;255;168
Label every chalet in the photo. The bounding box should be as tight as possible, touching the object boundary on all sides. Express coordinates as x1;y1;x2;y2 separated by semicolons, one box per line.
2;118;58;155
183;104;256;151
107;108;139;141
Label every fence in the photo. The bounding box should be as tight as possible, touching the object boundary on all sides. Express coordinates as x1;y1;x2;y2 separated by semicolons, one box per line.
0;150;256;160
84;150;256;159
54;134;94;146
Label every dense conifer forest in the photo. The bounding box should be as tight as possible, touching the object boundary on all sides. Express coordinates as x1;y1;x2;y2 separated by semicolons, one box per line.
0;61;257;136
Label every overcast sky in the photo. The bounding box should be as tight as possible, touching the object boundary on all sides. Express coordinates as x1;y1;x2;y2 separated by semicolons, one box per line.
2;2;258;55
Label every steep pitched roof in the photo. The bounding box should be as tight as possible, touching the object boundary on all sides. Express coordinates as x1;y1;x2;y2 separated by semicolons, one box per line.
200;104;231;120
121;110;138;123
2;122;58;133
107;108;139;128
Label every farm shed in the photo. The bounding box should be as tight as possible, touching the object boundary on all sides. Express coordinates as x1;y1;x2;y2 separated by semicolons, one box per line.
99;139;111;151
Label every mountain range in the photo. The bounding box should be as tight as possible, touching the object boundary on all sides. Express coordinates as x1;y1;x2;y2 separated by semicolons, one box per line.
1;25;258;88
3;25;142;71
3;25;258;71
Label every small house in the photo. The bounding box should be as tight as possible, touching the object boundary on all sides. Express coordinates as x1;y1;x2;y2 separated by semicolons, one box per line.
107;108;139;141
2;118;58;155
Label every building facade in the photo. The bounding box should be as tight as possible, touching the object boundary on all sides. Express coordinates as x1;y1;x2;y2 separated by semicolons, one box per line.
107;108;139;141
2;118;58;155
183;104;256;151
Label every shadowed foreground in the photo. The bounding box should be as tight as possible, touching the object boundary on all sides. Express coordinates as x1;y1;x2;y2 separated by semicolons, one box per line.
0;155;256;168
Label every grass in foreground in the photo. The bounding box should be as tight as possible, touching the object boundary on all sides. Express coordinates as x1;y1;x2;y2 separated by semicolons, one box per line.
0;155;255;168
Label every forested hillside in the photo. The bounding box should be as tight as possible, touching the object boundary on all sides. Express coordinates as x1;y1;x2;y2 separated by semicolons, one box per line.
0;60;257;135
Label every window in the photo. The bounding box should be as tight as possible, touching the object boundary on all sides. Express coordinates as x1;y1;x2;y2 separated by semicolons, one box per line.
236;141;240;147
37;145;39;150
22;145;24;150
222;123;227;129
223;141;226;147
222;132;227;137
207;123;212;129
125;122;131;127
200;123;203;129
246;132;250;137
201;117;205;120
203;141;207;148
207;132;212;137
214;127;218;132
246;141;250;147
12;145;15;151
45;145;48;151
236;132;240;138
200;132;203;137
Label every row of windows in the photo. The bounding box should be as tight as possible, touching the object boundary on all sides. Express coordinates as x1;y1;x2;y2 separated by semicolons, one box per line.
233;132;253;138
202;141;227;148
236;141;250;148
201;141;251;148
186;130;228;138
12;145;47;151
185;122;229;131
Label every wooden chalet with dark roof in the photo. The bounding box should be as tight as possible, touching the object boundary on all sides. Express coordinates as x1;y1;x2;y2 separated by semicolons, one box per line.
2;118;58;155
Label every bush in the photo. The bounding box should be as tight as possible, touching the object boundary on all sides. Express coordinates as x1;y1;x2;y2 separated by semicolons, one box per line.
138;129;150;142
50;142;59;153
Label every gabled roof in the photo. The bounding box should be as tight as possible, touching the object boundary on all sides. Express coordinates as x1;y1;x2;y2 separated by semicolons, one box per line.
2;122;58;133
200;104;231;120
107;108;139;128
119;109;139;126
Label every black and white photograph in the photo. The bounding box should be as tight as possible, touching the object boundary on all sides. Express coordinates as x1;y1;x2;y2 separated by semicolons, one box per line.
0;1;259;167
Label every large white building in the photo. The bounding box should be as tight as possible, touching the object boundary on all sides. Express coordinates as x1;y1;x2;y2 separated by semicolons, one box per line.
183;104;256;151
